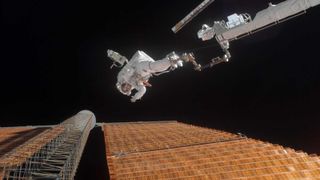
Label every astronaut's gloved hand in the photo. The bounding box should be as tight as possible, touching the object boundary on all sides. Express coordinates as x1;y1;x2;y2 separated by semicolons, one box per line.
130;97;137;103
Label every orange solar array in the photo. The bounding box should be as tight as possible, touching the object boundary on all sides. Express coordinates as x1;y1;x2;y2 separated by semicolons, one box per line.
0;127;47;159
103;121;320;180
0;127;48;179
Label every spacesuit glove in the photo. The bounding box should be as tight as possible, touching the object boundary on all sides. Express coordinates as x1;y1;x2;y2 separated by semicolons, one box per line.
130;97;137;103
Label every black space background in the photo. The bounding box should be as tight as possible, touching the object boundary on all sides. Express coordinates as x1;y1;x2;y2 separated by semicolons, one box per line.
1;0;320;179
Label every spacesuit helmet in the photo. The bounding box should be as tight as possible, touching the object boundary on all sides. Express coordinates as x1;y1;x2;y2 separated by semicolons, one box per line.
117;82;132;95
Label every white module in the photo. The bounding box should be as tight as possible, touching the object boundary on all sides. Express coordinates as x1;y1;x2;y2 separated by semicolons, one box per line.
173;0;320;59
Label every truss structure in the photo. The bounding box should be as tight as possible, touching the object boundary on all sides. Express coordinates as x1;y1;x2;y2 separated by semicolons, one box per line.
0;110;96;180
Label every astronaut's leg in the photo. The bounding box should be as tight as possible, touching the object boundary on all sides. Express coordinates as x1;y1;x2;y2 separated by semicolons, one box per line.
134;59;171;75
148;54;184;72
148;59;172;72
136;52;185;75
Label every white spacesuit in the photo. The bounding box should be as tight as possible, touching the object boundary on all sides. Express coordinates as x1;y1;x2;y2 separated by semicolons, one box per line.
108;50;191;102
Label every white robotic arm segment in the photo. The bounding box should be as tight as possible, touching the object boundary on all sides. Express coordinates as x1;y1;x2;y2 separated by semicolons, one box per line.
174;0;320;67
210;0;320;45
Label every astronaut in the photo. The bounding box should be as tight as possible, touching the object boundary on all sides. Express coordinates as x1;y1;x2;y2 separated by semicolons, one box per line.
107;50;195;102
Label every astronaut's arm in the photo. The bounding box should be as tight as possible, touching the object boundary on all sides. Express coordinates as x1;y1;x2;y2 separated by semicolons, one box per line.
131;85;147;102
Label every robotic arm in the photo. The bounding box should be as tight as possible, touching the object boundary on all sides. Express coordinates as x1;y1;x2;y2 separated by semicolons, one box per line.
200;49;231;70
173;0;320;69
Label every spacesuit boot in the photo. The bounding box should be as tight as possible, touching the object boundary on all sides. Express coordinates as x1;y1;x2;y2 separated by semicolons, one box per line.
166;52;184;69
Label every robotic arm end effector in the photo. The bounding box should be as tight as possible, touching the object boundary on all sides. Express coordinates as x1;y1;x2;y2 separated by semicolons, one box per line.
181;53;202;71
211;50;231;66
198;24;215;41
199;50;231;70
